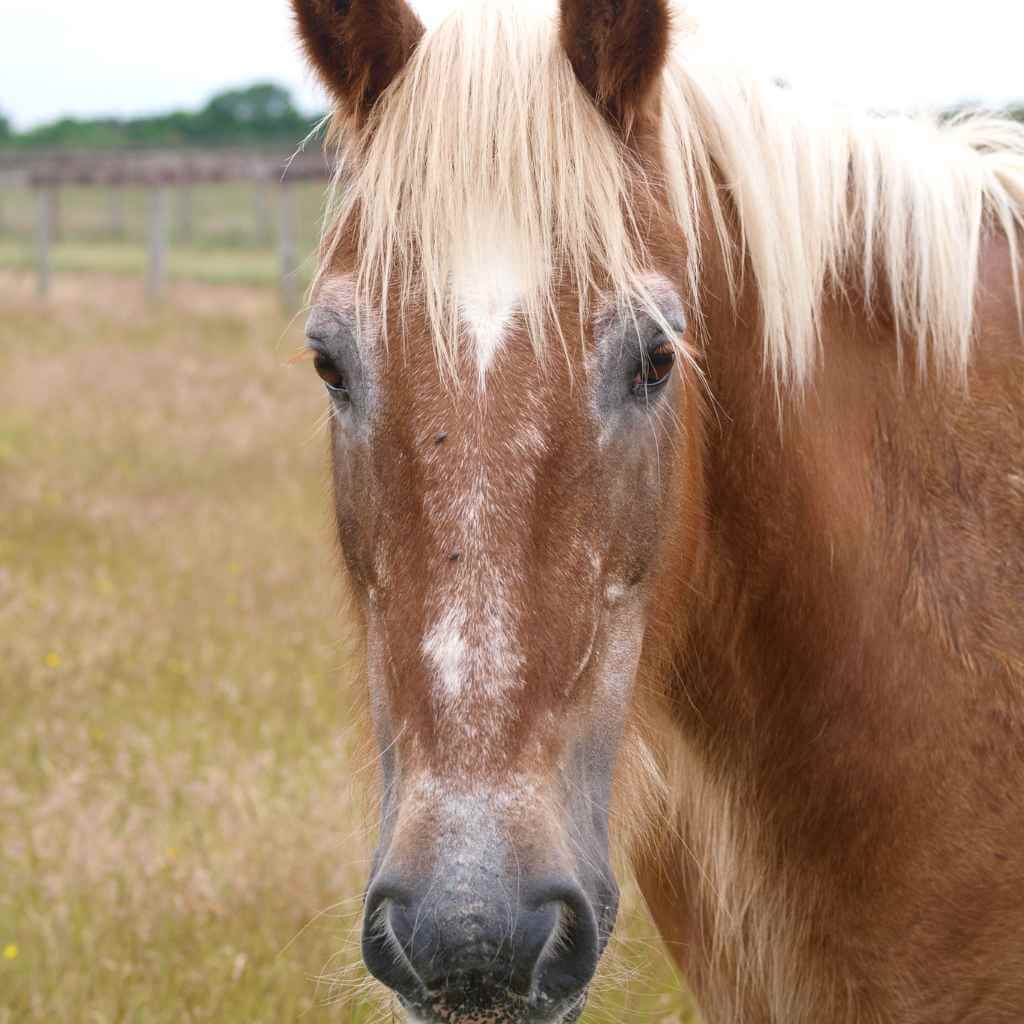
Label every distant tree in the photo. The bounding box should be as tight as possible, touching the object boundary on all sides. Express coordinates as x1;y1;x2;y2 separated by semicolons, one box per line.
204;83;298;125
0;110;11;141
190;83;315;145
942;101;1024;126
0;83;324;150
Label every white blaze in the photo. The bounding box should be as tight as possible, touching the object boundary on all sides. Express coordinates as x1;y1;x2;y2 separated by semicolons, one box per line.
451;218;528;389
417;222;536;721
422;604;469;703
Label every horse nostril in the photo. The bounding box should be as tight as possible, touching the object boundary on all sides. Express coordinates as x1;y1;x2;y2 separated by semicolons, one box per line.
361;880;425;1003
528;884;601;1009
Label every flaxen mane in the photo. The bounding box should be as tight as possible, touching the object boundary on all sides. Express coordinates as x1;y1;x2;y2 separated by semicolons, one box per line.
318;1;1024;389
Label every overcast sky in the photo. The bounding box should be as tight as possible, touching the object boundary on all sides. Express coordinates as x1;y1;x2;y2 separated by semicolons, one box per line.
4;0;1021;129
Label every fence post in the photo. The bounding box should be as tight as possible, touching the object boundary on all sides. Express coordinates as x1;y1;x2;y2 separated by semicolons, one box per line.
147;186;168;301
176;185;193;244
51;186;62;243
36;187;53;299
109;186;125;239
278;181;298;311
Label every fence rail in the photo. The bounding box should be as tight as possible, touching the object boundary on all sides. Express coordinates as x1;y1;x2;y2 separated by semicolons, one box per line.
0;148;335;306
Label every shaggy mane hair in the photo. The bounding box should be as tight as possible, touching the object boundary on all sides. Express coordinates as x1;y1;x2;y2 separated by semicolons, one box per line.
317;0;1024;388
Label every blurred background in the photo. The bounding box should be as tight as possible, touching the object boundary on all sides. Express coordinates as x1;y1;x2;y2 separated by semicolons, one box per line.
1;1;1021;1022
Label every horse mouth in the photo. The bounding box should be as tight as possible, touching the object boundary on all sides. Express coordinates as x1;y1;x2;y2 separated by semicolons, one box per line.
398;989;588;1024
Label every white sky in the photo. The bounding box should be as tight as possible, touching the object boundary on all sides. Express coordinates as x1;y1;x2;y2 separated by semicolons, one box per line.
3;0;1021;130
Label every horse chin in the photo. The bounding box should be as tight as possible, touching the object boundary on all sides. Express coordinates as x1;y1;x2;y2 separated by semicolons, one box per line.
398;989;589;1024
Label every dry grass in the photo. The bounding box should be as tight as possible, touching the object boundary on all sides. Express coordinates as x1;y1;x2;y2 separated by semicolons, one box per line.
0;271;695;1024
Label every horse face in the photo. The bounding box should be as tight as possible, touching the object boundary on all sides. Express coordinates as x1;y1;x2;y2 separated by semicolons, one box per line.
307;249;693;1022
294;0;681;1020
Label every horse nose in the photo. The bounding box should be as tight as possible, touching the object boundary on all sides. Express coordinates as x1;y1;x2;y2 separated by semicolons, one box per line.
362;872;602;1014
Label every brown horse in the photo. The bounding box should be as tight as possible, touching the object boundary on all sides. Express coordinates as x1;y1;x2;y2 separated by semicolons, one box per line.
290;0;1024;1020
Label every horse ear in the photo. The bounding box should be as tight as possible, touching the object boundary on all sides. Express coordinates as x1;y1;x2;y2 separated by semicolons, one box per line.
292;0;425;122
559;0;672;132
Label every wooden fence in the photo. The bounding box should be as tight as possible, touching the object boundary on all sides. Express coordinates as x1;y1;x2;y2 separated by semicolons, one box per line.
0;148;334;308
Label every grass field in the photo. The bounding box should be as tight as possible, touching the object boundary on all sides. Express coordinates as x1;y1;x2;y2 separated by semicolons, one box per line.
0;270;694;1024
0;182;326;249
0;181;326;289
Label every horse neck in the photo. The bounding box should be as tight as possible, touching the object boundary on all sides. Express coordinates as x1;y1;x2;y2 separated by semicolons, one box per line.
665;190;900;755
664;183;1024;778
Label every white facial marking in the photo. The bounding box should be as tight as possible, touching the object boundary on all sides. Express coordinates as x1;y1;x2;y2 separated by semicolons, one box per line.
452;220;527;389
456;268;523;387
419;424;534;731
419;551;523;719
412;228;544;737
422;604;469;703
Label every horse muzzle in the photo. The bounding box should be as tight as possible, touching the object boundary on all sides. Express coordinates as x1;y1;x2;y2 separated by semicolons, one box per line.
362;855;617;1024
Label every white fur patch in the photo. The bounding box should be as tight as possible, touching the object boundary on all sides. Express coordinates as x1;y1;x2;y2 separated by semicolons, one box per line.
457;269;523;387
422;604;469;703
452;218;527;388
421;581;523;713
419;433;528;722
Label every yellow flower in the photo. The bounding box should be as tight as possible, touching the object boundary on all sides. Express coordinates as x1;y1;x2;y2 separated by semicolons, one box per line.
44;652;61;669
3;944;17;960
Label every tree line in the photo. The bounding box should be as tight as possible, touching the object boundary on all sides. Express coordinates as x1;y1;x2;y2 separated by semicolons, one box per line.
0;83;324;150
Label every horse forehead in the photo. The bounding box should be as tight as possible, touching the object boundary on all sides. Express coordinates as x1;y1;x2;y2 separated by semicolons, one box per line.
453;247;528;389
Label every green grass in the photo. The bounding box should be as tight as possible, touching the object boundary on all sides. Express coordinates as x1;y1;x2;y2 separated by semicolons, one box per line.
0;273;694;1024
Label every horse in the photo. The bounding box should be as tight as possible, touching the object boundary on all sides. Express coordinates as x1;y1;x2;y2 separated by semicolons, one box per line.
289;0;1024;1020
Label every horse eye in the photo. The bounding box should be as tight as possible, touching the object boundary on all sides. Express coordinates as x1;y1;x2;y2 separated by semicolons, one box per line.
632;341;676;397
313;352;348;394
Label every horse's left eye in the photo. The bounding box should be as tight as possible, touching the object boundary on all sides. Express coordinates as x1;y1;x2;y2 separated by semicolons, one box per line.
313;352;348;395
632;341;675;396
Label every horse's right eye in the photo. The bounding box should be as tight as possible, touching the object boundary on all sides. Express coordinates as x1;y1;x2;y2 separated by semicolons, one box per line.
313;352;348;395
